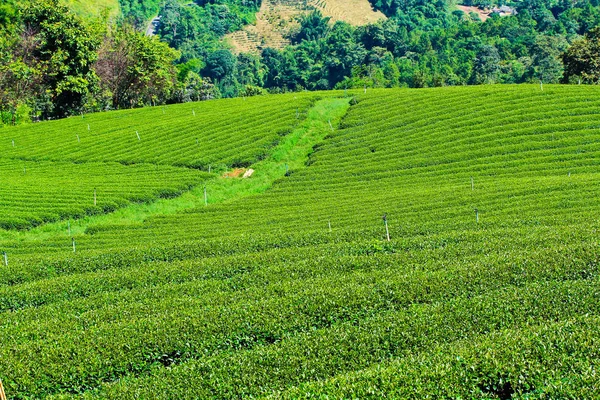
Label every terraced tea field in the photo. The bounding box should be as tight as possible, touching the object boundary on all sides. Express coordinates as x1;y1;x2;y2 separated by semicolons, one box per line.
1;85;600;398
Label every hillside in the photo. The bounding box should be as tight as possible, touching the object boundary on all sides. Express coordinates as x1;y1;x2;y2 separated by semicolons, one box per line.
226;0;386;53
63;0;120;19
2;85;600;398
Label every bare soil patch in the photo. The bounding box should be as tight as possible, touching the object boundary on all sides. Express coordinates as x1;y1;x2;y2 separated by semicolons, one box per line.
226;0;386;54
457;5;491;21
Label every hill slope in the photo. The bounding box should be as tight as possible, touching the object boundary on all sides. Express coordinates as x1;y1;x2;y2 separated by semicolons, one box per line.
226;0;386;53
1;85;600;398
63;0;120;19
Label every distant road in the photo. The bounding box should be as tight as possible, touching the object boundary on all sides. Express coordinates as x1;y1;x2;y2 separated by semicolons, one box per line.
145;16;161;36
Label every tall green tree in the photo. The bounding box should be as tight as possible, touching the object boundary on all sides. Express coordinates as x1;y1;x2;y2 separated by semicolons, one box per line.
94;25;180;108
21;0;101;117
562;27;600;83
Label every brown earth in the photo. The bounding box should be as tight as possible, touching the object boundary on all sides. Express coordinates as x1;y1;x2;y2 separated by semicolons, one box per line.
456;5;491;21
223;168;247;178
225;0;386;54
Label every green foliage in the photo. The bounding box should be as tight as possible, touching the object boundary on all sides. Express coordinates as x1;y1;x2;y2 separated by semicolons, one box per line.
0;160;206;230
1;92;314;169
21;0;101;117
1;86;600;397
94;25;180;109
118;0;163;28
562;27;600;83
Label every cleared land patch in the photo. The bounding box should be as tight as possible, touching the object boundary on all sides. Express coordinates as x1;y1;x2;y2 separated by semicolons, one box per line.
226;0;386;53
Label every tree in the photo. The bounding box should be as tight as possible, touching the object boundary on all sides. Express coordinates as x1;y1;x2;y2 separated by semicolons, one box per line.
21;0;101;117
471;44;501;84
293;10;331;44
94;25;180;109
528;35;567;83
562;27;600;83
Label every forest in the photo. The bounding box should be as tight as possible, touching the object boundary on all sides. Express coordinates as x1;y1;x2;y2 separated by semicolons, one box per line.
2;0;600;124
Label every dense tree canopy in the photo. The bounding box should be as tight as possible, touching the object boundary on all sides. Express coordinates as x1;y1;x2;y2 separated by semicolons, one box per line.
4;0;600;125
562;27;600;83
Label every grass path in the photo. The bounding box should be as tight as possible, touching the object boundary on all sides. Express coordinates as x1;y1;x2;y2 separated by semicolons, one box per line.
0;97;351;242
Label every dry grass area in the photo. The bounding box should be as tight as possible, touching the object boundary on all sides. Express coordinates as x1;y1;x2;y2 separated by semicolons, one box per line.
64;0;120;20
226;0;386;54
457;5;491;21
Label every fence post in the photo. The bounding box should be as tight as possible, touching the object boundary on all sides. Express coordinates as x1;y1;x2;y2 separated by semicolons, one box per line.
0;379;7;400
383;213;390;241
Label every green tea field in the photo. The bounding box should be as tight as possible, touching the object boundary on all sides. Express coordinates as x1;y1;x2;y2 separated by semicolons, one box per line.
1;85;600;399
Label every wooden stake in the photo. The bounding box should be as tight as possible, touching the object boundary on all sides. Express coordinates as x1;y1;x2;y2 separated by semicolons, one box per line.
204;186;208;206
72;238;76;253
383;214;390;241
0;379;6;400
3;252;7;266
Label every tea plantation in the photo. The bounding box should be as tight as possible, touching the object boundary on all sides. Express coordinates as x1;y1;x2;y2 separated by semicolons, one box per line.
1;85;600;399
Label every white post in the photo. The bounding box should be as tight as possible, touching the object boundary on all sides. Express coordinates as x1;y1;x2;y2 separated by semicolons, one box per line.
475;208;479;223
471;176;474;191
193;110;196;117
208;165;211;173
540;81;543;91
94;188;97;206
11;140;14;147
72;238;76;253
328;220;332;232
136;131;141;141
77;135;80;143
328;120;334;131
3;252;7;266
68;220;71;236
23;167;26;174
204;186;208;206
383;214;390;241
87;124;90;131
